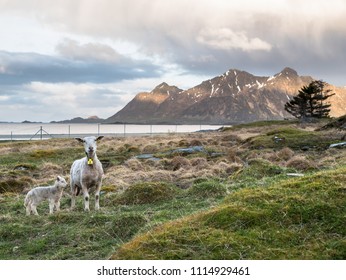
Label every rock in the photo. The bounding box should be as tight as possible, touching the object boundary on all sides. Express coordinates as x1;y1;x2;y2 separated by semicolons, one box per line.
171;146;205;155
272;135;286;143
286;173;304;177
135;154;160;161
329;142;346;148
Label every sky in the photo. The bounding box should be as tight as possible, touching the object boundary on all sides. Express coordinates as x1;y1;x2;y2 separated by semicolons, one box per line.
0;0;345;122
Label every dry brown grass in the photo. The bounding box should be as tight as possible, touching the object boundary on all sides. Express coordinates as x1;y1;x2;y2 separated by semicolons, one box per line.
276;147;295;161
286;155;317;171
170;156;191;171
98;129;344;191
3;123;345;198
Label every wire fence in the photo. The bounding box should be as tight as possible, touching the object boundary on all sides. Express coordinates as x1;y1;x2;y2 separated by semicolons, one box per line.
0;123;222;141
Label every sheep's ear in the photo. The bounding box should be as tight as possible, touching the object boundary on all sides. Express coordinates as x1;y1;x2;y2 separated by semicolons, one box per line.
57;176;60;182
96;136;104;141
75;137;84;143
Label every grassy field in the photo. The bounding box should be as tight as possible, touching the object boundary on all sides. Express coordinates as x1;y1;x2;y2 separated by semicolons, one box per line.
0;120;345;259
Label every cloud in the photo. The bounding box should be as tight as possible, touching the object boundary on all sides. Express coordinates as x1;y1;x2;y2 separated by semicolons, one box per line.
56;38;123;63
1;0;346;122
1;1;346;83
0;49;161;85
197;27;272;52
0;81;131;121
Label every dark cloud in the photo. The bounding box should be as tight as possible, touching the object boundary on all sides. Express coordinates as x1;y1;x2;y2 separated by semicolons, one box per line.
0;50;161;85
2;1;346;85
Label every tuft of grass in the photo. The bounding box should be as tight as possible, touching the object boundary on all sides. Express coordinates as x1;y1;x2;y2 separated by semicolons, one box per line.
116;182;179;205
234;158;287;180
0;176;34;194
286;155;317;171
111;167;346;260
187;179;227;198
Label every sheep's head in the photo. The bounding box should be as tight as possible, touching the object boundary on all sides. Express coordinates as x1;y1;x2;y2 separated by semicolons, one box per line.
75;136;104;163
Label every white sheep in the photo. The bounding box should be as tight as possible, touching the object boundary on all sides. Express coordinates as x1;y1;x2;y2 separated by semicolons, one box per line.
70;136;104;211
24;176;67;215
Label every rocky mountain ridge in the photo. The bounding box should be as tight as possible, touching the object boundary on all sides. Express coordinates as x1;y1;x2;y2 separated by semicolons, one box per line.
105;67;346;124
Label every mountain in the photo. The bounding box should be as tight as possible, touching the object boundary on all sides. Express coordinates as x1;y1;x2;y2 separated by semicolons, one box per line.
51;116;105;124
106;82;183;124
105;67;346;124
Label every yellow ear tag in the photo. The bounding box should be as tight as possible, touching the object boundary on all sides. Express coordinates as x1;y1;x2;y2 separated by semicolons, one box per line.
87;158;93;165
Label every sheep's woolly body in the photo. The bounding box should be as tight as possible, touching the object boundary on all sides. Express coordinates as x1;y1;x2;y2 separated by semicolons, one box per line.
70;136;104;211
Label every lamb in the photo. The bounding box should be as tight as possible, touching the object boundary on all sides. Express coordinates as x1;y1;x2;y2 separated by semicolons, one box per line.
70;136;104;211
24;176;67;215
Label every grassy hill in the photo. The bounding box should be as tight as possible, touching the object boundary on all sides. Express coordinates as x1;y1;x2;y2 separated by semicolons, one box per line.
0;120;345;259
111;167;346;259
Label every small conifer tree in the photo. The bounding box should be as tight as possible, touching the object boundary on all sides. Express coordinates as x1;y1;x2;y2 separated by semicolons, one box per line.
284;80;335;121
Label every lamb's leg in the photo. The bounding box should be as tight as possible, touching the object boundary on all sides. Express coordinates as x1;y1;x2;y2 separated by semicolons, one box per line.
95;182;102;211
26;204;31;216
49;200;54;214
55;200;61;212
32;205;39;215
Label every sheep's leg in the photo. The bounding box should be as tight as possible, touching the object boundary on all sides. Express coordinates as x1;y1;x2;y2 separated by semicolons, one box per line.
71;184;77;209
71;194;75;209
82;185;90;211
95;182;102;211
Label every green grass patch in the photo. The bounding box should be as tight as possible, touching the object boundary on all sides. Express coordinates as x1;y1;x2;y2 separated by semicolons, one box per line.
222;120;298;131
111;167;346;260
246;127;338;150
0;186;222;259
187;179;227;198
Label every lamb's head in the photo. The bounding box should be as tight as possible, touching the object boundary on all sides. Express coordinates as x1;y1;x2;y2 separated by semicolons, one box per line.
75;136;104;164
56;176;67;188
